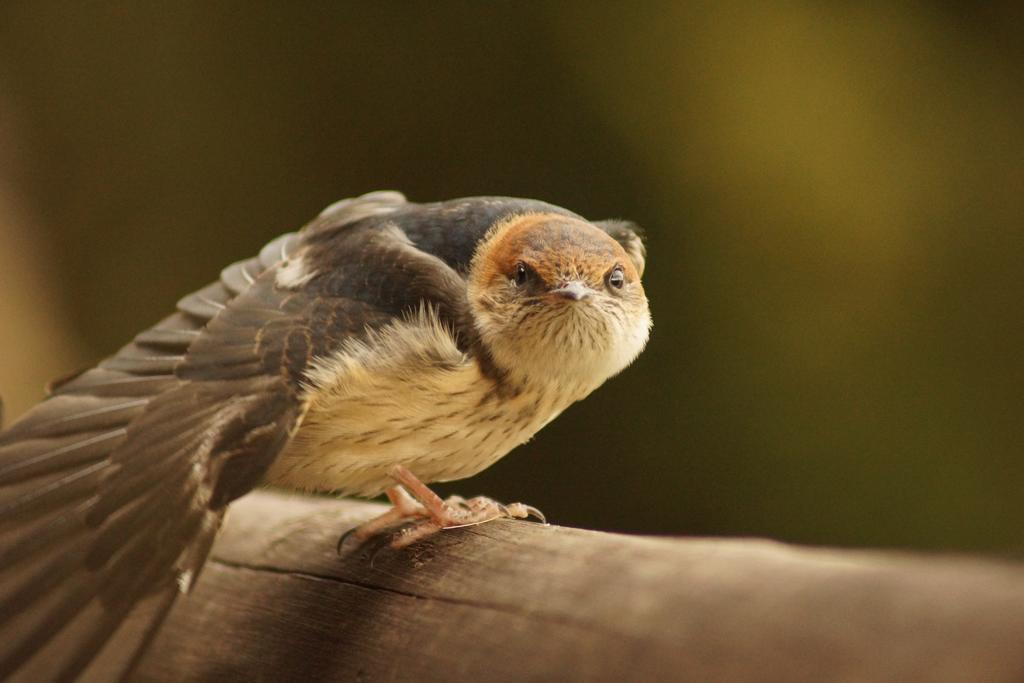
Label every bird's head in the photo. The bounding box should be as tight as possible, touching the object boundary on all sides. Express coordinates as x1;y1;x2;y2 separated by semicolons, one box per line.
467;213;651;396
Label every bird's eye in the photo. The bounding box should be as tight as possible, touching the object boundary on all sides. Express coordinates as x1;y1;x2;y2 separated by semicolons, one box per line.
512;262;531;287
607;265;626;289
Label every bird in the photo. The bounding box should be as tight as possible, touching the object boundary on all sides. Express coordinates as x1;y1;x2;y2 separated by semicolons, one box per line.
0;191;651;681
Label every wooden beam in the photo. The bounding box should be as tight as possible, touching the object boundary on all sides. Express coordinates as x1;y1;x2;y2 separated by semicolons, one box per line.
134;490;1024;682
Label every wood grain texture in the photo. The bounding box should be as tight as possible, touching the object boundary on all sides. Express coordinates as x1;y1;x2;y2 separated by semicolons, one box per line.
133;490;1024;682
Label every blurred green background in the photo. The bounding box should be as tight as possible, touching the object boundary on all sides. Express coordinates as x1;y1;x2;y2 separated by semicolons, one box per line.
0;3;1021;555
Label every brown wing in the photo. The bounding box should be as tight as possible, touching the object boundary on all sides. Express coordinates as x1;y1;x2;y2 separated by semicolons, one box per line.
0;192;412;682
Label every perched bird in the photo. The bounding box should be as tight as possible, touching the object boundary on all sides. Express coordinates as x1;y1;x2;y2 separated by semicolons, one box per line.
0;192;651;681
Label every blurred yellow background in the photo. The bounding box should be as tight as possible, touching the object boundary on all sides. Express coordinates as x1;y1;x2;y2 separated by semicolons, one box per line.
0;3;1021;553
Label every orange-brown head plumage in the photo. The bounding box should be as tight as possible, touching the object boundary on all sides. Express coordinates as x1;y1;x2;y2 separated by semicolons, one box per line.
467;213;651;396
473;213;640;291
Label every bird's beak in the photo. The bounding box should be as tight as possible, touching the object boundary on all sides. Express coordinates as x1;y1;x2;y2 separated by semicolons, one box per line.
550;281;592;301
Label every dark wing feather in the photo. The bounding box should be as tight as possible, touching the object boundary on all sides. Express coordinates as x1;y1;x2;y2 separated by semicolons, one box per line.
0;191;426;682
0;279;267;681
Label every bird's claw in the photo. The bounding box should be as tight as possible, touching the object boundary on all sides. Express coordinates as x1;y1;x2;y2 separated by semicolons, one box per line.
507;503;547;524
336;526;358;555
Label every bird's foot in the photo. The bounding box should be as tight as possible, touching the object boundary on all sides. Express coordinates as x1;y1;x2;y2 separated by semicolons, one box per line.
391;493;545;549
338;464;545;552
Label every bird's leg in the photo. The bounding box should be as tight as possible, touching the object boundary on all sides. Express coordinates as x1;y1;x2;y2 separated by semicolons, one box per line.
363;485;427;536
337;485;426;553
387;465;546;549
339;465;546;552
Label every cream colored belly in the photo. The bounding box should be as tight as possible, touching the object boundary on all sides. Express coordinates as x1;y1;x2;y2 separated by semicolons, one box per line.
264;359;563;498
262;308;579;497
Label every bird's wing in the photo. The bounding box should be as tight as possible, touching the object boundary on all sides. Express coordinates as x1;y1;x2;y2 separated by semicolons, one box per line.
0;190;460;682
